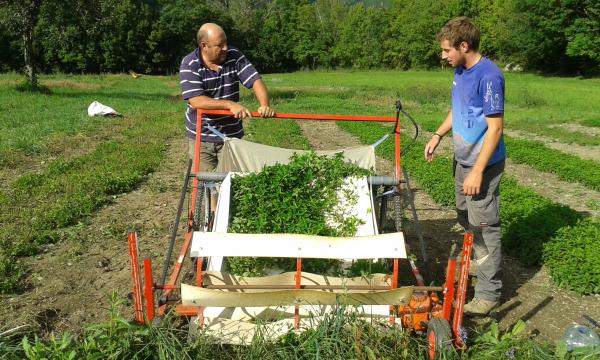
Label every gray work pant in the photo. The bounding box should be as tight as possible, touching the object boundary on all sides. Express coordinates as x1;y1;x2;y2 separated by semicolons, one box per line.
454;159;504;302
188;139;223;172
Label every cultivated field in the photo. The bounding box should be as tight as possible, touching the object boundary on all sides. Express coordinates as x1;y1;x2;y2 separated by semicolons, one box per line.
0;71;599;358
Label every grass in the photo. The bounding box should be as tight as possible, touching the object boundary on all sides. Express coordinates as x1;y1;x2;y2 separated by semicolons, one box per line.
0;74;182;293
0;74;180;167
2;70;600;357
0;294;568;360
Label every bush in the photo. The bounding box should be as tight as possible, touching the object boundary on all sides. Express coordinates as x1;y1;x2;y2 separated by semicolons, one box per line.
543;218;600;295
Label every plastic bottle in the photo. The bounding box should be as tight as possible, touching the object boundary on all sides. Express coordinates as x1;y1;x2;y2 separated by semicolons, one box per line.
562;325;600;352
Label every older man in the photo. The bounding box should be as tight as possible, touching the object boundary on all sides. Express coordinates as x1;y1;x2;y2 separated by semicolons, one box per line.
180;23;275;171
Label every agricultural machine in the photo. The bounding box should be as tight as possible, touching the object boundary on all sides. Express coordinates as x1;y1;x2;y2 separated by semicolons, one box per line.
128;103;473;358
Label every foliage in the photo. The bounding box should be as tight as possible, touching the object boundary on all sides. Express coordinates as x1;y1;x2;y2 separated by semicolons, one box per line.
0;295;565;360
228;152;371;275
467;320;556;359
543;218;600;295
2;0;600;75
508;0;600;75
564;2;600;66
337;116;584;269
505;136;600;191
146;0;232;74
500;178;581;267
230;151;370;236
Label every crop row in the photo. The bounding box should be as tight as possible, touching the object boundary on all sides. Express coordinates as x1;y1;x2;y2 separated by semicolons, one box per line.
409;114;600;193
339;121;598;294
504;136;600;191
0;114;179;293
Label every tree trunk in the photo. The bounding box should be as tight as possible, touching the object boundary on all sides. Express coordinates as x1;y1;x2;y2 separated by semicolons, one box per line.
22;0;41;88
23;31;37;87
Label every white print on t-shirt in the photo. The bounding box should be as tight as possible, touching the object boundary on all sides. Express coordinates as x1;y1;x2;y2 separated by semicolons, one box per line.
492;94;501;110
484;81;493;109
484;81;500;111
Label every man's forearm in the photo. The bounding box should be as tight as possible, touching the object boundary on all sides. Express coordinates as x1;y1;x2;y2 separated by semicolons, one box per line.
436;111;453;137
188;96;236;110
252;79;270;107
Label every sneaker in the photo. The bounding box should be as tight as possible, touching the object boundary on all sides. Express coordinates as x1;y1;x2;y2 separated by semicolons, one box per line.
463;297;499;316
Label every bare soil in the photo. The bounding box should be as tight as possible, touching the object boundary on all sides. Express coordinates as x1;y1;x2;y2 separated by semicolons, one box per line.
0;136;189;337
1;121;599;344
298;120;600;342
548;123;600;138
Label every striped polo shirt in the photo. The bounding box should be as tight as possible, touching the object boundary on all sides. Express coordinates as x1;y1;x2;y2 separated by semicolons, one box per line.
179;47;261;142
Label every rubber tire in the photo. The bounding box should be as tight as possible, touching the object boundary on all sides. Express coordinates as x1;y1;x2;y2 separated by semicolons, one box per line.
427;318;453;359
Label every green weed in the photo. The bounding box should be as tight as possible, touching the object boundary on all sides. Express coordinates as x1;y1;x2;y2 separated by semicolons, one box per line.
6;294;569;360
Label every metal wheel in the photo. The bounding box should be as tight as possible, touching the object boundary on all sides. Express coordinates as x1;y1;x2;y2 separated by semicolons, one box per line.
374;185;404;233
192;183;212;231
393;193;404;232
427;318;453;359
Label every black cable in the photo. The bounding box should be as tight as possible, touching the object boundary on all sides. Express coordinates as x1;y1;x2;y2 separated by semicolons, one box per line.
391;99;420;157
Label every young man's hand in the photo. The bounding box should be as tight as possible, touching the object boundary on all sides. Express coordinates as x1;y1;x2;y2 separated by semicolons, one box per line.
424;136;441;162
257;105;275;118
463;170;483;196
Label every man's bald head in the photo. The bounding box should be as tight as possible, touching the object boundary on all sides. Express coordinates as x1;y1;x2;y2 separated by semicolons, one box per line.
198;23;229;65
197;23;226;45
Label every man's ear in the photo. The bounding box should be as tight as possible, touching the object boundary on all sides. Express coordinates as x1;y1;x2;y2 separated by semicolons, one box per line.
460;41;470;53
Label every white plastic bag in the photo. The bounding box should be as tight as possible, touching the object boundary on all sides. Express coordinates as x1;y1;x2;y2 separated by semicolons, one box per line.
87;101;121;117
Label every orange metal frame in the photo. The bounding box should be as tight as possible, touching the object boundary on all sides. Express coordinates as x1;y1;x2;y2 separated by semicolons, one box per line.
128;108;471;347
161;110;399;302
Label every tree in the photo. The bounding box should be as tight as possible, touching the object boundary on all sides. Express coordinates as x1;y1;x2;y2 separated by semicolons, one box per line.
565;1;600;74
253;0;299;72
335;4;386;68
147;0;231;74
0;0;42;87
36;0;103;73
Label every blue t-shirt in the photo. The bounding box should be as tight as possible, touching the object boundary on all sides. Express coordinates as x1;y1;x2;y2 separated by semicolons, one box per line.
179;47;261;143
452;57;506;166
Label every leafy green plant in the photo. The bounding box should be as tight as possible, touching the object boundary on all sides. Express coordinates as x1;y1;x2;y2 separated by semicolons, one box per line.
228;151;371;275
346;259;389;277
467;320;556;359
543;218;600;295
505;137;600;191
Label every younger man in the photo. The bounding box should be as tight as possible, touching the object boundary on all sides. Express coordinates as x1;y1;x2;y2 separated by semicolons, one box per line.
424;16;506;316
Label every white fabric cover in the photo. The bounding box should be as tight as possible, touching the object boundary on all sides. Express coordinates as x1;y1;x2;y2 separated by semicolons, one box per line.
215;138;376;173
